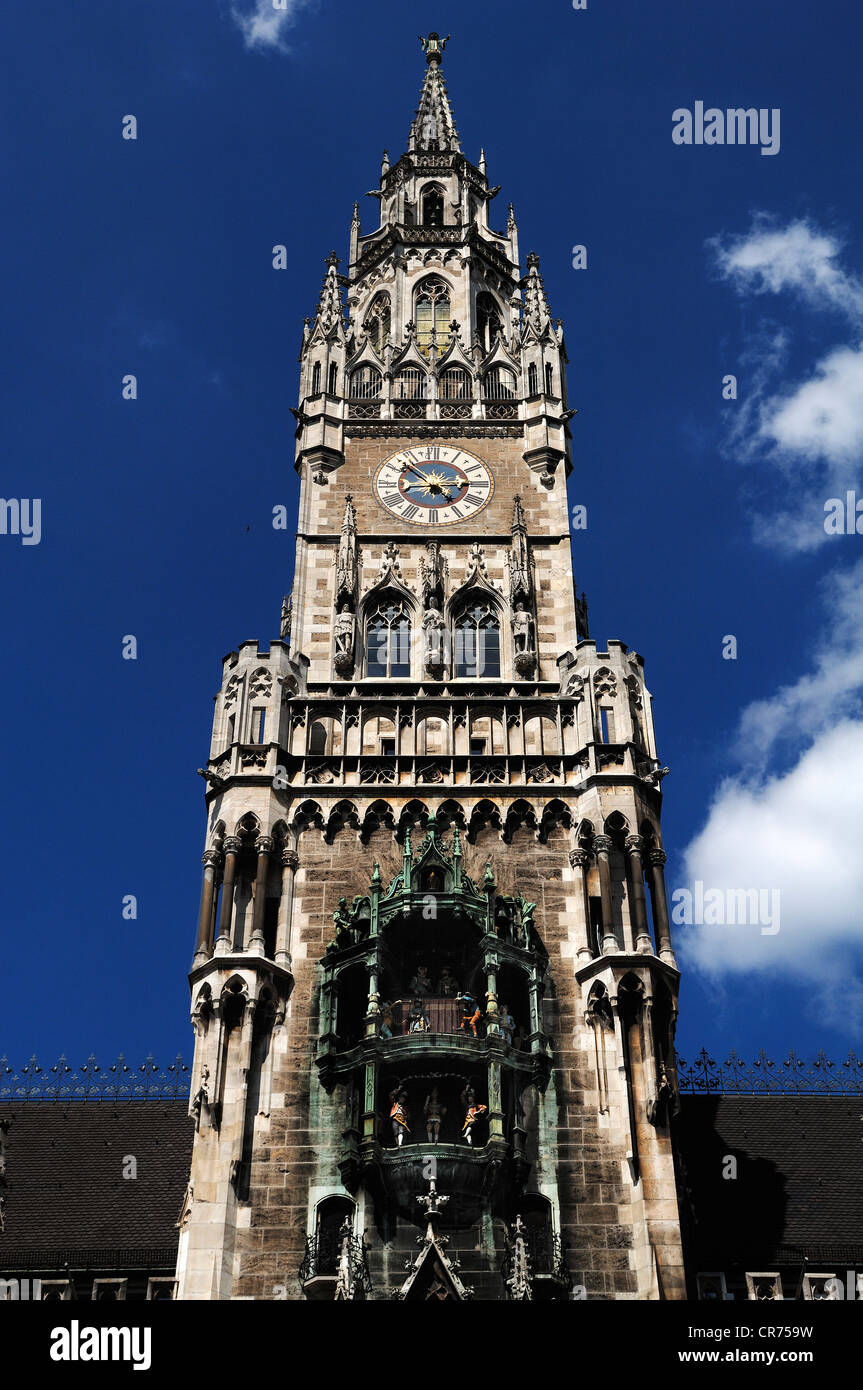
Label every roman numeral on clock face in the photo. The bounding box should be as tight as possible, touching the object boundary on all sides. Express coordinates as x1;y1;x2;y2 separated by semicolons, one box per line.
401;504;418;520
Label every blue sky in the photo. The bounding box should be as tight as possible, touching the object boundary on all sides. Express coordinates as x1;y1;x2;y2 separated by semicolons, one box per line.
3;0;863;1077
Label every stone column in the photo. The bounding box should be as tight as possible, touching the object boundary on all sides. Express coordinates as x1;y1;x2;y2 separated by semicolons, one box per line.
648;849;676;966
593;835;618;954
483;956;500;1034
193;849;221;964
215;836;242;953
487;1054;504;1143
625;835;652;954
568;847;594;962
527;969;543;1052
248;836;274;954
274;848;299;968
364;959;381;1039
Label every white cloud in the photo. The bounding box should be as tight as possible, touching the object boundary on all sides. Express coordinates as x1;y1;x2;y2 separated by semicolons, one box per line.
711;218;863;552
765;343;863;465
229;0;312;53
712;217;863;321
678;561;863;1031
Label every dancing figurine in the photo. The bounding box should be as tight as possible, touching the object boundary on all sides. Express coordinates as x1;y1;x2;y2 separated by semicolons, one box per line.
389;1087;411;1147
460;1087;488;1146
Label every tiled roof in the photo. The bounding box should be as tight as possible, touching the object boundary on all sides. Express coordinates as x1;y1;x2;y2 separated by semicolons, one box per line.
677;1095;863;1266
0;1102;191;1261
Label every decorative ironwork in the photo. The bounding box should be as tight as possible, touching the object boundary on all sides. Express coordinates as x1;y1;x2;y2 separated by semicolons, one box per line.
677;1048;863;1096
0;1054;191;1104
299;1230;372;1295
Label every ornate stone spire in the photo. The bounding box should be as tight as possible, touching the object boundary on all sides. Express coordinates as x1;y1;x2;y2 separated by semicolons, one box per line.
521;251;553;332
507;495;532;607
313;251;345;332
409;34;460;153
335;493;358;608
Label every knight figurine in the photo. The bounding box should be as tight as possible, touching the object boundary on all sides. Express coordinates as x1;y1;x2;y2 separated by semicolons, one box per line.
333;602;355;674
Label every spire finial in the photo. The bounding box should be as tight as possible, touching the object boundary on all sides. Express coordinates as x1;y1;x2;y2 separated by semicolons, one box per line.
419;32;449;65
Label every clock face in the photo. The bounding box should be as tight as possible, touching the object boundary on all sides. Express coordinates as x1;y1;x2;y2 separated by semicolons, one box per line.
373;446;494;525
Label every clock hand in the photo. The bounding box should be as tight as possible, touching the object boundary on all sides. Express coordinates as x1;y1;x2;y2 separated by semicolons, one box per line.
401;460;454;501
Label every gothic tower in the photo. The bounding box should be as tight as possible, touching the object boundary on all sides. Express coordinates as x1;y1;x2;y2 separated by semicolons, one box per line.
176;33;685;1301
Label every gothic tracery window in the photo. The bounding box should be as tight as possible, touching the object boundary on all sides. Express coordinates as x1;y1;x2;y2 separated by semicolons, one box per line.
454;602;501;679
366;599;411;678
439;366;472;400
415;276;451;358
483;365;517;400
393;367;427;400
364;293;391;353
349;365;382;399
476;292;503;354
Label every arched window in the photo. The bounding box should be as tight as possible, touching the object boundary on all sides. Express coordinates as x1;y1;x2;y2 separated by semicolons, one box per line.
422;184;445;228
312;1197;355;1276
476;292;503;354
415;276;451;358
327;361;338;395
366;599;411;678
349;365;382;399
483;365;517;400
364;293;391;353
439;366;472;400
483;365;518;418
311;361;322;394
545;362;554;396
528;362;538;396
392;367;426;401
454;602;501;679
309;720;328;756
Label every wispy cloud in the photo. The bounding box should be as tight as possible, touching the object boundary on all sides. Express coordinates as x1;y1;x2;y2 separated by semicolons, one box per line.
711;216;863;552
678;558;863;1032
229;0;313;54
712;216;863;320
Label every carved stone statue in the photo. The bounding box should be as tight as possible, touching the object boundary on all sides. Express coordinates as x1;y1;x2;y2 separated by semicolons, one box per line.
191;1066;212;1133
512;602;534;653
333;603;355;673
422;604;445;676
280;594;292;642
424;1086;446;1142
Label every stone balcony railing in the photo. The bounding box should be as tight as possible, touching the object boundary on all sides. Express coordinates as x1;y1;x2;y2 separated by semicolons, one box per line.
207;741;653;792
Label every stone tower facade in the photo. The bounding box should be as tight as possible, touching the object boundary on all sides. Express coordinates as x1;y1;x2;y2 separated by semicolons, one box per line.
175;33;685;1302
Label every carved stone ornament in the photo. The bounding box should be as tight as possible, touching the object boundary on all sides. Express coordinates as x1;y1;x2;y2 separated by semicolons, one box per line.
565;672;585;700
250;667;272;700
224;674;241;709
593;666;617;699
306;762;338;785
